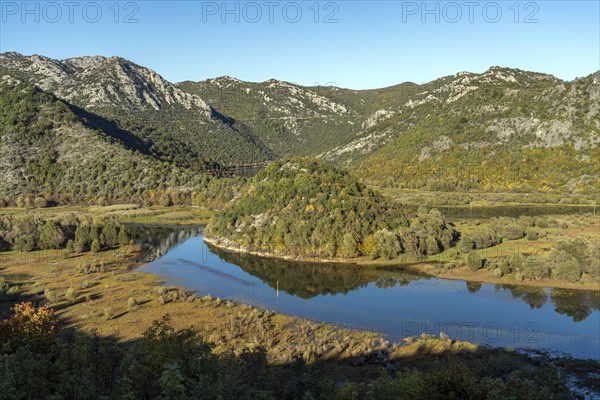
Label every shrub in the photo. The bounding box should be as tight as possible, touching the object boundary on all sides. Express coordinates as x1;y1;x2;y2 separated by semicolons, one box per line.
65;239;74;254
14;235;36;252
103;308;114;320
373;229;400;260
44;288;56;303
526;228;539;241
554;260;583;283
467;252;483;271
159;192;172;207
65;287;76;303
520;256;550;280
470;228;501;249
90;240;101;253
515;272;524;282
128;297;138;310
34;197;48;208
499;224;525;240
459;235;474;253
492;268;503;278
39;220;66;249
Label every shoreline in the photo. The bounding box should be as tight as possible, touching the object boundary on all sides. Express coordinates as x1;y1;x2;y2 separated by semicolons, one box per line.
203;236;600;292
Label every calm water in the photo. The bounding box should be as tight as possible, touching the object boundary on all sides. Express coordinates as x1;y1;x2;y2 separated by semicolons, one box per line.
133;226;600;360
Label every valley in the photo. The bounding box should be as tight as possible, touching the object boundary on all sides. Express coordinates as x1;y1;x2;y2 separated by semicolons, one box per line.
1;51;599;399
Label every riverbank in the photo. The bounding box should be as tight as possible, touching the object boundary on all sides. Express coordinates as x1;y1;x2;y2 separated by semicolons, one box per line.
204;236;600;292
1;240;599;394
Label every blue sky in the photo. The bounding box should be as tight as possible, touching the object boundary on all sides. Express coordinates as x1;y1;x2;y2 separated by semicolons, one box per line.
1;1;598;89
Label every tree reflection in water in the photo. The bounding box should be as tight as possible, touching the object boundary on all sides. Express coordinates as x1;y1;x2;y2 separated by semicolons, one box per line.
208;244;431;299
132;225;599;323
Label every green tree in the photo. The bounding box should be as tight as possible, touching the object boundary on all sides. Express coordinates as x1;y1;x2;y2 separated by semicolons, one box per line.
90;240;101;253
340;233;357;258
39;220;66;250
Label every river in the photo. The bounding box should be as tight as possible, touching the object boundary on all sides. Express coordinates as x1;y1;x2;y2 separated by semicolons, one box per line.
131;225;600;360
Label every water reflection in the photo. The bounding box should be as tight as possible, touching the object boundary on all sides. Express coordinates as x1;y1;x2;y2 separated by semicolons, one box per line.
126;224;204;262
135;225;599;358
208;244;430;299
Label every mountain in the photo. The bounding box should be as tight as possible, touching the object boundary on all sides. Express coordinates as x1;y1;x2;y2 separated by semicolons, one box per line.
2;52;597;194
177;77;363;156
0;76;218;204
0;52;273;166
332;67;600;193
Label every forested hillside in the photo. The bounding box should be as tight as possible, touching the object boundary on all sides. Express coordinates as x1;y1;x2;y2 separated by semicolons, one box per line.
345;68;600;193
206;158;457;259
1;52;598;196
0;77;241;207
178;77;363;157
0;52;273;166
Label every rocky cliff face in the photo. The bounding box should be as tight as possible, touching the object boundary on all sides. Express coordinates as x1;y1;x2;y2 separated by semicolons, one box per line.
0;52;211;114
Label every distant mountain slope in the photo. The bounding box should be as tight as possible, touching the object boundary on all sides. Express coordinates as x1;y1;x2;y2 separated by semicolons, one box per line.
0;76;217;203
178;77;363;156
0;52;273;166
2;52;597;193
338;67;600;193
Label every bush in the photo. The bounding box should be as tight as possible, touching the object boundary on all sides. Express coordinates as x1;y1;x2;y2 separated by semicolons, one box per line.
65;287;76;303
471;228;501;249
103;308;114;320
467;252;483;271
373;229;400;260
34;197;48;208
14;235;36;252
499;223;525;240
492;268;503;278
159;192;172;207
90;240;101;253
520;256;550;280
515;272;524;282
500;258;512;275
526;228;539;241
128;297;138;310
65;239;74;254
459;235;474;253
554;260;583;283
44;288;56;303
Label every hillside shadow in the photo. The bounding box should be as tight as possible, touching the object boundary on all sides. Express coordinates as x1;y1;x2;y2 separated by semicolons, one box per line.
68;103;154;156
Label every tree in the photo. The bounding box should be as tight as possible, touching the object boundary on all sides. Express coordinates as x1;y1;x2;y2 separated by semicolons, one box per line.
521;255;549;280
74;225;91;253
14;235;36;252
373;229;400;260
159;192;172;207
91;240;101;253
340;233;357;258
39;220;65;250
102;222;119;247
118;225;130;246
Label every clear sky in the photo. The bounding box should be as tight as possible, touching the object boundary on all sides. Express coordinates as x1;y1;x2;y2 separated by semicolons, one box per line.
1;1;598;89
